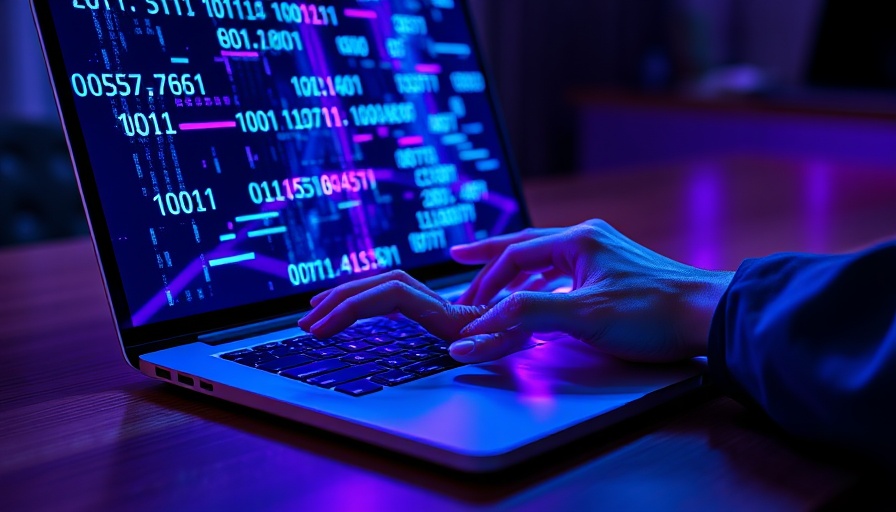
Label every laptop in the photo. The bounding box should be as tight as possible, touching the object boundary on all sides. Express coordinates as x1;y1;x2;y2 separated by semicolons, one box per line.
31;0;704;472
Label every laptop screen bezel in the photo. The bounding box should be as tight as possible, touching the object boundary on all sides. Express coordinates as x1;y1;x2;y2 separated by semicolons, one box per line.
30;0;531;366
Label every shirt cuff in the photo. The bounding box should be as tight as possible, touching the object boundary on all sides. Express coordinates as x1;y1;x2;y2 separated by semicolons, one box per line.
706;259;760;408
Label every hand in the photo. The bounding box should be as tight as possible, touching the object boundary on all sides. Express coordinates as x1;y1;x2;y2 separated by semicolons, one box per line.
299;220;734;364
297;269;492;343
449;220;735;362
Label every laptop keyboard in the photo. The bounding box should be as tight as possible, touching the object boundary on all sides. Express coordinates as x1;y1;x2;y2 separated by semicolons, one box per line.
218;317;463;397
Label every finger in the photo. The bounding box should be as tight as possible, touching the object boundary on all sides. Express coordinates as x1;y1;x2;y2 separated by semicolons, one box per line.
448;328;533;364
450;227;560;265
455;256;499;305
308;269;441;309
461;291;580;338
505;272;537;292
309;289;332;307
299;271;442;330
471;235;563;306
529;269;572;293
503;269;565;293
310;280;487;340
459;264;567;306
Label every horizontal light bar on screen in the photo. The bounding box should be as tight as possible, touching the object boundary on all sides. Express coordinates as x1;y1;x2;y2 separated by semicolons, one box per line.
459;149;490;161
170;57;189;64
431;42;471;56
235;212;280;222
220;50;260;58
461;123;484;134
475;159;501;172
414;63;442;74
219;233;237;242
344;8;377;19
441;133;467;145
397;135;424;147
337;200;362;210
208;253;256;267
178;121;237;131
247;226;287;238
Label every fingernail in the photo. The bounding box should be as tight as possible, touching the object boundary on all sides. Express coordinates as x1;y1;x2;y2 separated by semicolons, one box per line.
450;340;475;356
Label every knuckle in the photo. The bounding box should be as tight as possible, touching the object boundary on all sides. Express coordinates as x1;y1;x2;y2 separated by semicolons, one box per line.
583;218;609;230
569;225;601;250
383;280;413;296
388;269;411;282
503;242;527;262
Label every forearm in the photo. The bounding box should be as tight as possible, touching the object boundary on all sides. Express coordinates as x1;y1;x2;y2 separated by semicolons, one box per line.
708;242;896;467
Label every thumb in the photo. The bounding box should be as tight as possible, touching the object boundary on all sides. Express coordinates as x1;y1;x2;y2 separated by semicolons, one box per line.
448;292;578;363
461;291;578;337
448;328;532;364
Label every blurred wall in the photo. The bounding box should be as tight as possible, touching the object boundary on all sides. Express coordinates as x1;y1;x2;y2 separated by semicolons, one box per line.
470;0;825;176
0;1;57;122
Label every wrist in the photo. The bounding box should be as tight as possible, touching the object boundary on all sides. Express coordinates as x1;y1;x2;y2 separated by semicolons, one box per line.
684;269;735;357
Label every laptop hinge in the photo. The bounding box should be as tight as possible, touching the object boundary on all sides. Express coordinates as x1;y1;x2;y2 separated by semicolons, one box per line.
198;312;307;346
425;270;478;292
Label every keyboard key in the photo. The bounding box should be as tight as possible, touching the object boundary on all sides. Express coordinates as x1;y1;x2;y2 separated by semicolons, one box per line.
220;349;254;360
337;340;372;352
369;318;405;329
397;337;433;349
378;355;415;368
330;332;361;342
313;337;339;347
424;345;450;356
306;347;347;359
391;329;425;339
403;350;437;361
283;337;326;349
252;342;282;352
271;345;304;357
306;363;386;388
339;352;381;365
281;359;348;381
403;356;461;376
232;352;277;366
365;335;395;346
256;354;315;372
370;370;418;387
369;344;403;357
334;379;383;397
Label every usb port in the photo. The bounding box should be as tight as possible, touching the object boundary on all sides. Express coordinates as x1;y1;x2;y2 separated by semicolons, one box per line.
177;374;194;386
199;381;214;392
155;367;171;380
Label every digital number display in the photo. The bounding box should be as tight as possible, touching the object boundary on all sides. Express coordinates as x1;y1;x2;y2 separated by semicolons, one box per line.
48;0;525;327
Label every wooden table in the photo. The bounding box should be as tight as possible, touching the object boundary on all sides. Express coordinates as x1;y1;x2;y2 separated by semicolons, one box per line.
2;156;895;511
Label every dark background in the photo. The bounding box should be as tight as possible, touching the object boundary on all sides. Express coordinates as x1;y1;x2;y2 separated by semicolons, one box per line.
3;0;896;246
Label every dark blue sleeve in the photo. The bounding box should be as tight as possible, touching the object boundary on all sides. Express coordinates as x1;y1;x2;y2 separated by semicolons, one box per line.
708;241;896;467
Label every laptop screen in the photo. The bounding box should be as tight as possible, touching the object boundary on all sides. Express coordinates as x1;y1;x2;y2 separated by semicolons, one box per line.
40;0;525;331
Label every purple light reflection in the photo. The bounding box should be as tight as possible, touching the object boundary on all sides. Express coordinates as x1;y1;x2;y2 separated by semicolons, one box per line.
687;162;723;270
804;161;833;253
